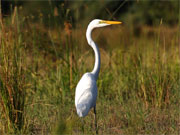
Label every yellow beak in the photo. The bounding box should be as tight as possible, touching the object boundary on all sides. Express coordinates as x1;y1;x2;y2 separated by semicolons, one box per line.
100;20;122;25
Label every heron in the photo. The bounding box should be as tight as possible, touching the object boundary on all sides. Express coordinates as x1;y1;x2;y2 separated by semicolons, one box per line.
75;19;122;133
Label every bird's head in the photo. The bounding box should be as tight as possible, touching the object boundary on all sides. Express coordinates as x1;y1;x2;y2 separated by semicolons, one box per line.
86;19;122;45
89;19;122;29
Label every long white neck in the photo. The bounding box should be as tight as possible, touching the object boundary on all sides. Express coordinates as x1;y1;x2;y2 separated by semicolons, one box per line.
86;26;100;80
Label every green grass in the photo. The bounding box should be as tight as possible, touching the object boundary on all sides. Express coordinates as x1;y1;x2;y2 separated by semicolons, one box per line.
0;5;180;134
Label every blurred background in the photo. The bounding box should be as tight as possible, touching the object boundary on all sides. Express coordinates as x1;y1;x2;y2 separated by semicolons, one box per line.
0;0;179;134
1;0;179;26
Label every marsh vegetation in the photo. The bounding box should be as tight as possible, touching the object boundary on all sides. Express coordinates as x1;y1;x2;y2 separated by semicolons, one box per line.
0;1;179;134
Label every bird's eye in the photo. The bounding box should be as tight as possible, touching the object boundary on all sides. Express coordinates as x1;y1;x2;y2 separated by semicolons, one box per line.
99;21;104;24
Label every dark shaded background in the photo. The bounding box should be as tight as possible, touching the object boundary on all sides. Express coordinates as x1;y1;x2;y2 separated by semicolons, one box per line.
1;0;179;27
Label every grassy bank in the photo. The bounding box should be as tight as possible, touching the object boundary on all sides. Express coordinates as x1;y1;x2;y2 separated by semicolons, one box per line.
0;6;180;134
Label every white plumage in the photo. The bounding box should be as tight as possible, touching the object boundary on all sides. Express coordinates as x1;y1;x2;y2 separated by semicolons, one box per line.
75;19;122;131
75;73;97;117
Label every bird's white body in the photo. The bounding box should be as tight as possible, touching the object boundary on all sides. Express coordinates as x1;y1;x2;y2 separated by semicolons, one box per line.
75;19;121;118
75;73;97;117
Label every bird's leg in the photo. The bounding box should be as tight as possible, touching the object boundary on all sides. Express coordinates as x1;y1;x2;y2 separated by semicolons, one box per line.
80;118;85;133
94;106;98;135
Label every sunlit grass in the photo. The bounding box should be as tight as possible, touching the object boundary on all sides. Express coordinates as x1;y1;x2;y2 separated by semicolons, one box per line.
0;5;179;134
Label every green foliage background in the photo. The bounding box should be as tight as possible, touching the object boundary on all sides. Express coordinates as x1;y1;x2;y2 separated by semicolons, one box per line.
0;1;179;134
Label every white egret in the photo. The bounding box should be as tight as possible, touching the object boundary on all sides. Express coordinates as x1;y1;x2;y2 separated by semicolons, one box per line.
75;19;122;133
